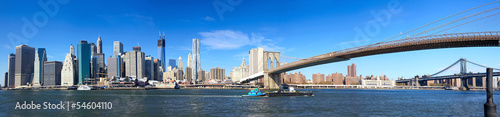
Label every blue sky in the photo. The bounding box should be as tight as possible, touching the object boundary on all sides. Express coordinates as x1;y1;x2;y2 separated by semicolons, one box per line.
0;0;499;86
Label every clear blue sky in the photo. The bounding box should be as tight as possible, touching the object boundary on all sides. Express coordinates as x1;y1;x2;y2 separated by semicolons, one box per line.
1;0;499;86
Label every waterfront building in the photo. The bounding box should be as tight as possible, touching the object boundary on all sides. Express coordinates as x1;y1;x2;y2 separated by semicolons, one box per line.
347;63;357;77
326;72;344;85
61;53;76;86
107;55;121;79
198;69;206;82
145;56;155;80
249;47;264;75
210;67;225;81
169;59;177;69
185;67;192;81
113;41;123;56
153;59;162;81
158;32;166;72
14;45;35;87
192;39;200;83
123;46;145;78
78;40;91;85
205;71;211;81
43;61;62;86
91;53;106;79
282;72;306;84
312;73;325;84
187;53;192;68
360;76;396;88
33;48;46;86
231;58;249;83
4;72;7;88
7;53;15;88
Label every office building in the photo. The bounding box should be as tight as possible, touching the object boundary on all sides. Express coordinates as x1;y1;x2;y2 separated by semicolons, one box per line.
187;53;192;68
124;46;145;78
7;53;15;88
153;59;162;81
90;43;96;55
185;67;192;81
158;32;166;72
249;47;264;75
78;40;91;85
178;56;183;70
61;53;76;86
70;44;75;56
3;72;7;88
107;55;121;79
210;67;225;81
198;69;206;82
145;56;155;80
231;58;249;83
192;39;200;83
97;35;102;53
113;41;123;56
43;61;62;86
91;53;105;78
33;48;46;86
14;45;35;87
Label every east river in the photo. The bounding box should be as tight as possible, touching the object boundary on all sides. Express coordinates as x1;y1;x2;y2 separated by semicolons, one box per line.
1;89;500;116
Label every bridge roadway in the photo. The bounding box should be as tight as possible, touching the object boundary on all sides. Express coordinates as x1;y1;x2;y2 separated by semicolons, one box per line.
396;72;500;83
269;31;500;74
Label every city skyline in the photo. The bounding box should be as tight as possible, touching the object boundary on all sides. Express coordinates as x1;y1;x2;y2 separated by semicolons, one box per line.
1;0;500;86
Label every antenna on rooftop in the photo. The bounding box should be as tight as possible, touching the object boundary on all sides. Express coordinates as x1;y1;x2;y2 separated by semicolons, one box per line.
137;41;140;47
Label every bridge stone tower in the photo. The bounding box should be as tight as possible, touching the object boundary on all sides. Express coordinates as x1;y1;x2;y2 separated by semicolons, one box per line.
263;51;281;89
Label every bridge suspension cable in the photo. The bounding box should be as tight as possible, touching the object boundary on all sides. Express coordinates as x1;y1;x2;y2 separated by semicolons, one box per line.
362;1;499;50
430;58;500;76
430;12;500;36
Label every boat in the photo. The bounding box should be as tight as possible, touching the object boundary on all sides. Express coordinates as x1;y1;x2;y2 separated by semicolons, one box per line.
77;85;91;90
266;87;313;97
145;82;179;89
242;88;266;97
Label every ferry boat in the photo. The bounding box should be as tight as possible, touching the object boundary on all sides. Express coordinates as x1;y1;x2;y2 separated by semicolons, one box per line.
77;85;91;90
241;88;266;97
267;87;314;97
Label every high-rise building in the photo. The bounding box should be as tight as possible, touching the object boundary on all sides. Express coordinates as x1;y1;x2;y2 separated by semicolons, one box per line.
61;53;76;86
107;55;121;79
90;43;97;55
97;35;102;54
210;67;225;81
43;61;62;86
91;53;105;78
78;40;91;85
169;59;177;69
178;56;183;70
14;45;35;87
70;44;75;56
185;67;192;81
153;59;162;81
124;46;145;79
192;39;200;83
312;73;325;84
7;53;15;88
113;41;123;56
33;48;46;86
187;53;192;68
249;47;264;75
158;31;166;72
347;63;357;77
3;72;7;88
145;56;155;80
198;70;206;82
231;58;249;83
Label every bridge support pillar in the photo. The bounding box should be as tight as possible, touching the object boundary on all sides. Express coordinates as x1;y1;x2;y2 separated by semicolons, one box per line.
264;73;281;89
460;77;470;90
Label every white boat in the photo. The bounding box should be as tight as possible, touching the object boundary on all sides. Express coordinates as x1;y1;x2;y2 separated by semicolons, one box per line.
77;85;91;90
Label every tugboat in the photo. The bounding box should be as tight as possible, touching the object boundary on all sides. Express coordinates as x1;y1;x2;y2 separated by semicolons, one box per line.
241;88;266;97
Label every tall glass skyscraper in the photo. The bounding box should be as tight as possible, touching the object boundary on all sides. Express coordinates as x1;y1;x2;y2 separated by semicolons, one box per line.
169;59;176;68
33;48;46;86
158;32;165;72
77;40;91;85
192;39;200;83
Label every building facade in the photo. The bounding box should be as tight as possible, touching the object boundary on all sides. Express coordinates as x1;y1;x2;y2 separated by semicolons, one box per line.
192;39;200;83
78;40;91;85
33;48;46;86
145;56;155;80
7;53;15;88
231;58;249;83
14;45;35;87
113;41;123;56
123;46;145;79
312;73;325;84
210;67;225;81
169;59;177;69
61;53;76;86
158;33;166;72
43;61;62;86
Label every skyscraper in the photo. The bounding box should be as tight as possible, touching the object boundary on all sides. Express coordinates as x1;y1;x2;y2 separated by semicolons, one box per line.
43;61;62;86
107;56;120;79
61;53;76;86
347;63;357;77
97;35;102;54
4;72;7;88
158;31;166;72
145;56;155;80
210;67;225;81
192;39;200;83
124;46;145;78
178;56;183;70
187;52;192;68
169;59;177;69
90;43;97;55
14;45;35;87
70;44;75;56
33;48;46;86
7;53;15;88
113;41;123;56
78;41;91;85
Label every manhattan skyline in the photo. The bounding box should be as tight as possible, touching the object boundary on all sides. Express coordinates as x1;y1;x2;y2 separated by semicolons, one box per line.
1;0;500;87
